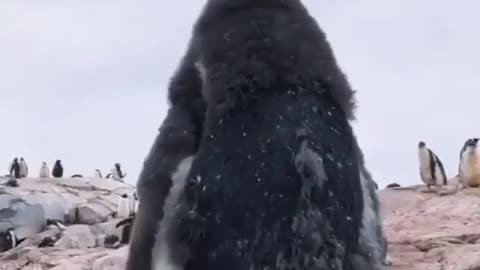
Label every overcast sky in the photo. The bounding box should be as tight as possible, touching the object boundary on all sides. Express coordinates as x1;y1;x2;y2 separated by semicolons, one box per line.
1;0;478;188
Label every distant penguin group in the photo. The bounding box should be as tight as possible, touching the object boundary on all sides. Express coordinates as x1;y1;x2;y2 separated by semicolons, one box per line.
1;158;134;252
417;138;480;193
6;158;127;183
8;157;29;179
417;141;447;192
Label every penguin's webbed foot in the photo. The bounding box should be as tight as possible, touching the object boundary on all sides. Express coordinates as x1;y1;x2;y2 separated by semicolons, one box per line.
382;260;393;266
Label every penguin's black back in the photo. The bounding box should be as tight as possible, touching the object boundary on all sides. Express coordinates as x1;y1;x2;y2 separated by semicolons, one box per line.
427;149;437;180
10;160;20;178
52;161;63;177
434;153;447;185
115;164;124;178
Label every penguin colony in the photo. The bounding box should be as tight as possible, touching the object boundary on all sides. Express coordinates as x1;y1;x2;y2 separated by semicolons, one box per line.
2;159;136;253
6;158;126;183
0;189;138;253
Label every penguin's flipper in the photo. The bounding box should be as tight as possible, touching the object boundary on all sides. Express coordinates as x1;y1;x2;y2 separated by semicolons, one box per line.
116;217;134;228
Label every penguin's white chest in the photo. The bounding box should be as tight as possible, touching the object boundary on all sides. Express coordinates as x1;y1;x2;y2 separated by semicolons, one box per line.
461;149;480;183
111;168;121;180
152;156;194;270
19;162;28;176
39;166;50;178
418;150;434;183
117;198;130;219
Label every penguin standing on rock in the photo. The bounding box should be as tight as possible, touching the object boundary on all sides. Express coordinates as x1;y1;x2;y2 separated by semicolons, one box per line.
116;194;130;219
9;158;20;179
52;160;63;178
129;192;139;216
418;141;447;192
110;163;126;182
19;158;28;178
39;162;50;178
0;228;19;252
116;215;135;245
458;138;480;189
94;169;102;178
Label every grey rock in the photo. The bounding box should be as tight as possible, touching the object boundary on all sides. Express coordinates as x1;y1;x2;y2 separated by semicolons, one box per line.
21;193;71;222
91;246;128;270
0;194;46;239
77;203;111;225
15;228;62;248
89;219;120;236
55;225;96;249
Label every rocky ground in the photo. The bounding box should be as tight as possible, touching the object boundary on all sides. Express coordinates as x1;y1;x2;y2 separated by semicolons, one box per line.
1;177;480;270
0;176;133;270
382;184;480;270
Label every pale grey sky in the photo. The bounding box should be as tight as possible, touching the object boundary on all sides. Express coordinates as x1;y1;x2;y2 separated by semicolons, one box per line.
1;0;478;188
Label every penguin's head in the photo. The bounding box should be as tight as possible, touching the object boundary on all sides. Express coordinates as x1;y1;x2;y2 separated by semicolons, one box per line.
121;194;128;198
13;158;18;163
20;157;24;161
42;161;47;165
466;138;479;148
55;160;61;164
115;163;121;169
418;141;426;148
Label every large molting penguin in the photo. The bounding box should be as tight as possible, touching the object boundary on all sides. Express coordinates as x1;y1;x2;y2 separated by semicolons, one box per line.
418;141;447;192
52;160;64;178
9;158;20;179
39;162;51;178
125;0;387;269
458;138;480;189
19;157;28;178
